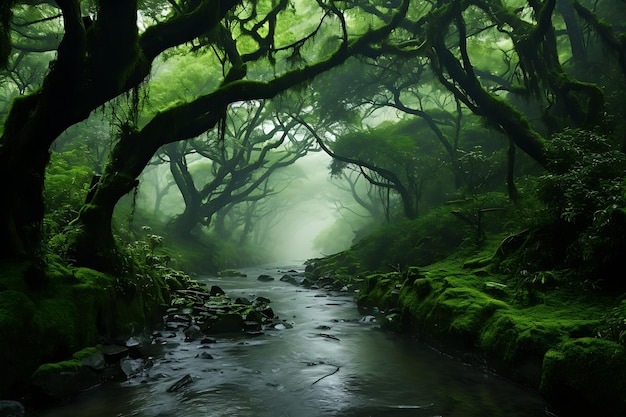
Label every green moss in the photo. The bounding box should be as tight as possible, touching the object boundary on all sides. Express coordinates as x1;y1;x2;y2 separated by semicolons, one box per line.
0;290;36;340
463;255;494;269
540;338;626;417
0;256;175;397
479;310;569;367
73;268;115;287
32;359;83;379
357;273;401;309
426;287;508;343
71;346;102;360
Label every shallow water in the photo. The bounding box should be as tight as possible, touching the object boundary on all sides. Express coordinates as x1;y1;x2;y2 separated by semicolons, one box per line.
30;263;547;417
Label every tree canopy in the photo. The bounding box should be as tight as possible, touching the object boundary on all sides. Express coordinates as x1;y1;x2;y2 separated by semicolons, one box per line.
0;0;625;274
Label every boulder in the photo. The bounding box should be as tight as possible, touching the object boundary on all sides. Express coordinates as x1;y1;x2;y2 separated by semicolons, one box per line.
280;274;297;284
209;285;226;296
257;274;275;282
235;297;251;305
31;360;100;401
101;344;129;363
0;401;24;417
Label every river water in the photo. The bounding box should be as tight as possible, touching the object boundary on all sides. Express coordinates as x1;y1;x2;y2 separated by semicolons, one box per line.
31;263;547;417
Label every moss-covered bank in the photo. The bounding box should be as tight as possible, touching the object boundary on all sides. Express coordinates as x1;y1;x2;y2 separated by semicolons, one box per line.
0;256;175;399
312;255;625;416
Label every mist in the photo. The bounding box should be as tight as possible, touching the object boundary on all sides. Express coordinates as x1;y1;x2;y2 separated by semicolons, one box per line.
260;152;342;262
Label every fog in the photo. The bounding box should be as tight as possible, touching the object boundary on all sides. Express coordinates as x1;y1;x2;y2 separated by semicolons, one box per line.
260;152;343;262
135;147;367;265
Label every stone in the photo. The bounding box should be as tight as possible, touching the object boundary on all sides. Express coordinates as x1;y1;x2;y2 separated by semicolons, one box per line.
245;309;264;324
209;285;226;296
167;374;193;393
195;352;213;360
183;324;202;342
259;306;275;319
255;296;271;304
32;360;100;400
79;351;106;371
257;274;275;282
359;315;376;323
120;358;145;378
244;321;262;331
101;344;129;363
280;274;297;284
235;297;251;305
0;400;24;417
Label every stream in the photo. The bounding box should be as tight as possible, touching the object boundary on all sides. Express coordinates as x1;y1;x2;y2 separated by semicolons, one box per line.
30;263;547;417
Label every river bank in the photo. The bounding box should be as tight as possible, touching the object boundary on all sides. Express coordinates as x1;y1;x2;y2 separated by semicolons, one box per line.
304;253;626;417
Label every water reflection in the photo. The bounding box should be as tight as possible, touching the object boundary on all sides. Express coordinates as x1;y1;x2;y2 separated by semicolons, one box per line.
30;264;546;417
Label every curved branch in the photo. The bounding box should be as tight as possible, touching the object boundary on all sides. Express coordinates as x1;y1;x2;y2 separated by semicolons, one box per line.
295;116;416;218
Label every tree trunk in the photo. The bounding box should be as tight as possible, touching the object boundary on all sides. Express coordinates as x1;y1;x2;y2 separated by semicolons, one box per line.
170;203;203;237
66;171;138;272
557;0;586;63
66;129;151;270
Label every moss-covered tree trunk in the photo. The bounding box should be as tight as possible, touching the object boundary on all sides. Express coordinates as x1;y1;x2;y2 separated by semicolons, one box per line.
0;0;239;261
0;0;142;260
0;0;89;259
66;174;137;273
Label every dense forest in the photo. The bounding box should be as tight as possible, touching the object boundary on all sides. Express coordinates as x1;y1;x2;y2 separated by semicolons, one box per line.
1;0;626;416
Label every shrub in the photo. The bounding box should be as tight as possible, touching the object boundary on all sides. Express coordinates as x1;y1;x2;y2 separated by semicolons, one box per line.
538;129;626;284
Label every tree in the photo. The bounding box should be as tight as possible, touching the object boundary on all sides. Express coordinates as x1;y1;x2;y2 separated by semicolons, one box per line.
62;0;410;270
0;0;236;259
325;118;448;219
162;101;313;237
0;0;409;268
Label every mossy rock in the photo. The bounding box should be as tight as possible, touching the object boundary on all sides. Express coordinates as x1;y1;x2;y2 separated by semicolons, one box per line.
357;273;401;309
382;313;403;333
479;310;571;362
71;345;105;370
540;338;626;417
478;310;570;384
425;287;508;346
31;359;100;401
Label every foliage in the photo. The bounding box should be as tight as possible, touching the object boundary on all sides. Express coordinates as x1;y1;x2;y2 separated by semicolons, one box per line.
446;191;513;244
601;299;626;347
538;128;626;283
346;204;473;272
43;150;93;243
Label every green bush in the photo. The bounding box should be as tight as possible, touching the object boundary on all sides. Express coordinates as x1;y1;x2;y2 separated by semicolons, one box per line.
538;128;626;284
43;150;93;246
